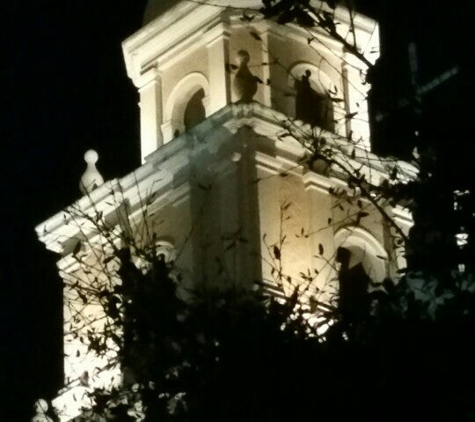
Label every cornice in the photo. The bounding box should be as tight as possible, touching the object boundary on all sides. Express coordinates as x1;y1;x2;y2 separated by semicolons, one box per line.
36;102;417;255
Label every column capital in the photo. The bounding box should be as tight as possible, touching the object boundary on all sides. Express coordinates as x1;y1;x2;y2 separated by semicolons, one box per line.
203;22;231;47
137;65;162;89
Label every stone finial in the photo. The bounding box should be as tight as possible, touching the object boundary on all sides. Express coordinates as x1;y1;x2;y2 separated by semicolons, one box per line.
31;399;53;422
233;50;258;103
80;149;104;195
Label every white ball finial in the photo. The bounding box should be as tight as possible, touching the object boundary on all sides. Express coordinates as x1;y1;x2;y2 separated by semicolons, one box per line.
84;149;99;164
80;149;104;195
32;399;53;422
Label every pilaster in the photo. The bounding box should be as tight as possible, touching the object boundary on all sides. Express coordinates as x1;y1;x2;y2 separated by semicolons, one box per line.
204;23;231;114
139;69;163;162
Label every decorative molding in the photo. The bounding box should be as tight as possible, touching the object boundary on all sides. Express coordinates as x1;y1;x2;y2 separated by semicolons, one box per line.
334;225;389;281
37;103;417;255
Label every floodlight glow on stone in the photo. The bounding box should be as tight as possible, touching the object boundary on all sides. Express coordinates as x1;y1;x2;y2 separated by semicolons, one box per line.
84;149;99;164
80;149;104;195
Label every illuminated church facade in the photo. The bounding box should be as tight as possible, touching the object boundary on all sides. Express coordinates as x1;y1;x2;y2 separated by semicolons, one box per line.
36;1;416;420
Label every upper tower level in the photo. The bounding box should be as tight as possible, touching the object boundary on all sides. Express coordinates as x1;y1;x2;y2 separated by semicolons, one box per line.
123;0;379;162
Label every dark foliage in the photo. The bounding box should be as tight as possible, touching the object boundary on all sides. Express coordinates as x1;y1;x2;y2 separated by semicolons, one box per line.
65;246;475;422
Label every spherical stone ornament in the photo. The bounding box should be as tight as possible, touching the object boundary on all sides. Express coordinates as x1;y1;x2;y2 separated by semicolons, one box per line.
80;149;105;195
31;399;53;422
84;149;99;164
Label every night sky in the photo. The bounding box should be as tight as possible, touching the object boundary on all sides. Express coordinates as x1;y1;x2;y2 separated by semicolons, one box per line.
1;0;469;419
3;1;147;417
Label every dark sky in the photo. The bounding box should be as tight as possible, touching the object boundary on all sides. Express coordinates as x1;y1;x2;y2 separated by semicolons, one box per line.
1;0;469;419
3;1;147;417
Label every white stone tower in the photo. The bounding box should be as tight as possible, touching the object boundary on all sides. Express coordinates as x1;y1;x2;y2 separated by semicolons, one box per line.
36;1;416;420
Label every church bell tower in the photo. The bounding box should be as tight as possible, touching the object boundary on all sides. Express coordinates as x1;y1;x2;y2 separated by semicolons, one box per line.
36;1;416;420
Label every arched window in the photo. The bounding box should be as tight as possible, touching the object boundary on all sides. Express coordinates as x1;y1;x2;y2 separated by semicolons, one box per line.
162;72;210;142
289;63;336;132
334;227;388;320
184;88;206;131
336;246;371;321
334;227;388;283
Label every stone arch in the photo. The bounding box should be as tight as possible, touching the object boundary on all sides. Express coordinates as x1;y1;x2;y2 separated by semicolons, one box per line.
334;226;388;284
288;62;337;132
133;239;177;274
162;72;210;142
154;239;177;262
334;226;388;321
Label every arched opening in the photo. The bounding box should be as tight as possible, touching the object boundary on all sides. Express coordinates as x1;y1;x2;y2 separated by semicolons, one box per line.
334;227;388;321
289;64;336;132
184;88;206;131
334;227;388;283
295;69;334;131
336;246;372;321
162;72;210;142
